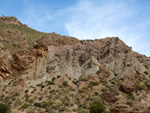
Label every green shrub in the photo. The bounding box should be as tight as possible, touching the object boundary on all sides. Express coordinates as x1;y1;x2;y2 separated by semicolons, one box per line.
89;101;105;113
34;103;41;107
27;108;35;113
0;103;11;113
25;89;29;93
145;79;150;89
47;81;54;85
63;81;68;86
144;71;149;75
90;81;99;86
148;108;150;113
52;77;56;82
127;93;135;100
22;103;29;109
79;109;85;113
57;75;61;78
14;98;21;106
114;73;118;76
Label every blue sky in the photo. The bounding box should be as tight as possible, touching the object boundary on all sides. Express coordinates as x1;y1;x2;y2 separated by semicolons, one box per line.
0;0;150;56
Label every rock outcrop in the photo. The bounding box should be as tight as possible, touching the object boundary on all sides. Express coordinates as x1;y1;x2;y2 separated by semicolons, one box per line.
120;81;136;93
0;44;48;81
0;16;22;25
110;104;133;113
101;91;116;102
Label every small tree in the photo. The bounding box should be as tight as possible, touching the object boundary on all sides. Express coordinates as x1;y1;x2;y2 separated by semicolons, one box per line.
89;101;105;113
0;103;11;113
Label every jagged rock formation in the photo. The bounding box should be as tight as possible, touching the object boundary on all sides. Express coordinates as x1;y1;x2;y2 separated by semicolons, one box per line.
0;44;47;81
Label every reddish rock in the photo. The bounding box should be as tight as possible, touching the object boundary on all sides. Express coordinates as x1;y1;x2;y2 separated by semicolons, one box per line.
0;55;13;79
101;91;116;102
110;104;132;113
120;81;136;93
97;64;110;81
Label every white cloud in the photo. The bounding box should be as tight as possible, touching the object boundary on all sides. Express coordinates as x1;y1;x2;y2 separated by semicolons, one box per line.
17;0;150;56
64;0;150;56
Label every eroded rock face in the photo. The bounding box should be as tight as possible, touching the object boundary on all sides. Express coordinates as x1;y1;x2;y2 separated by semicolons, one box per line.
0;36;150;86
120;81;136;93
97;64;110;81
0;55;13;79
13;48;36;71
0;44;48;81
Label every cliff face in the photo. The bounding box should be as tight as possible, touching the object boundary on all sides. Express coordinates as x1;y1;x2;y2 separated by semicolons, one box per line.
1;36;149;83
0;44;47;81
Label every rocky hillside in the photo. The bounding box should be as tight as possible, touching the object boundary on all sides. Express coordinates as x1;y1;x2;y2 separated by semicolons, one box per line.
0;16;150;113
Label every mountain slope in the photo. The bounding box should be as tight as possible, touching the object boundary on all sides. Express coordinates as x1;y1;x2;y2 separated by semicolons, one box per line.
0;16;150;113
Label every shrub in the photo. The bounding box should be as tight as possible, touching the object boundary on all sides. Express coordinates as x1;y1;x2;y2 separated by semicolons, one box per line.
47;81;54;85
114;73;118;76
25;89;29;93
79;109;85;113
27;108;35;113
90;81;99;86
127;93;135;100
145;79;150;89
52;77;56;82
148;107;150;113
34;103;41;107
22;103;29;109
63;81;68;86
72;80;78;85
14;98;21;106
89;101;105;113
144;71;149;75
0;103;11;113
57;75;61;78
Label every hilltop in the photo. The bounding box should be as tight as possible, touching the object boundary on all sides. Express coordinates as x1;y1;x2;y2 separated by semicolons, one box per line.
0;16;150;113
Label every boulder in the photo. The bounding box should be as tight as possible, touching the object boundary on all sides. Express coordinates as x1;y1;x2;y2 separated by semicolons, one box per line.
97;64;110;81
101;91;116;102
120;81;136;93
110;104;132;113
132;103;148;113
87;74;100;83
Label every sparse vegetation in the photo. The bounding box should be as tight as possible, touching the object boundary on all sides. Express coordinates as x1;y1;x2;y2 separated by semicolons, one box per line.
22;103;30;109
89;101;105;113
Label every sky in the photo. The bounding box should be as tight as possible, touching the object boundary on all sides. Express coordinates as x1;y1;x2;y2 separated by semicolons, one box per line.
0;0;150;56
